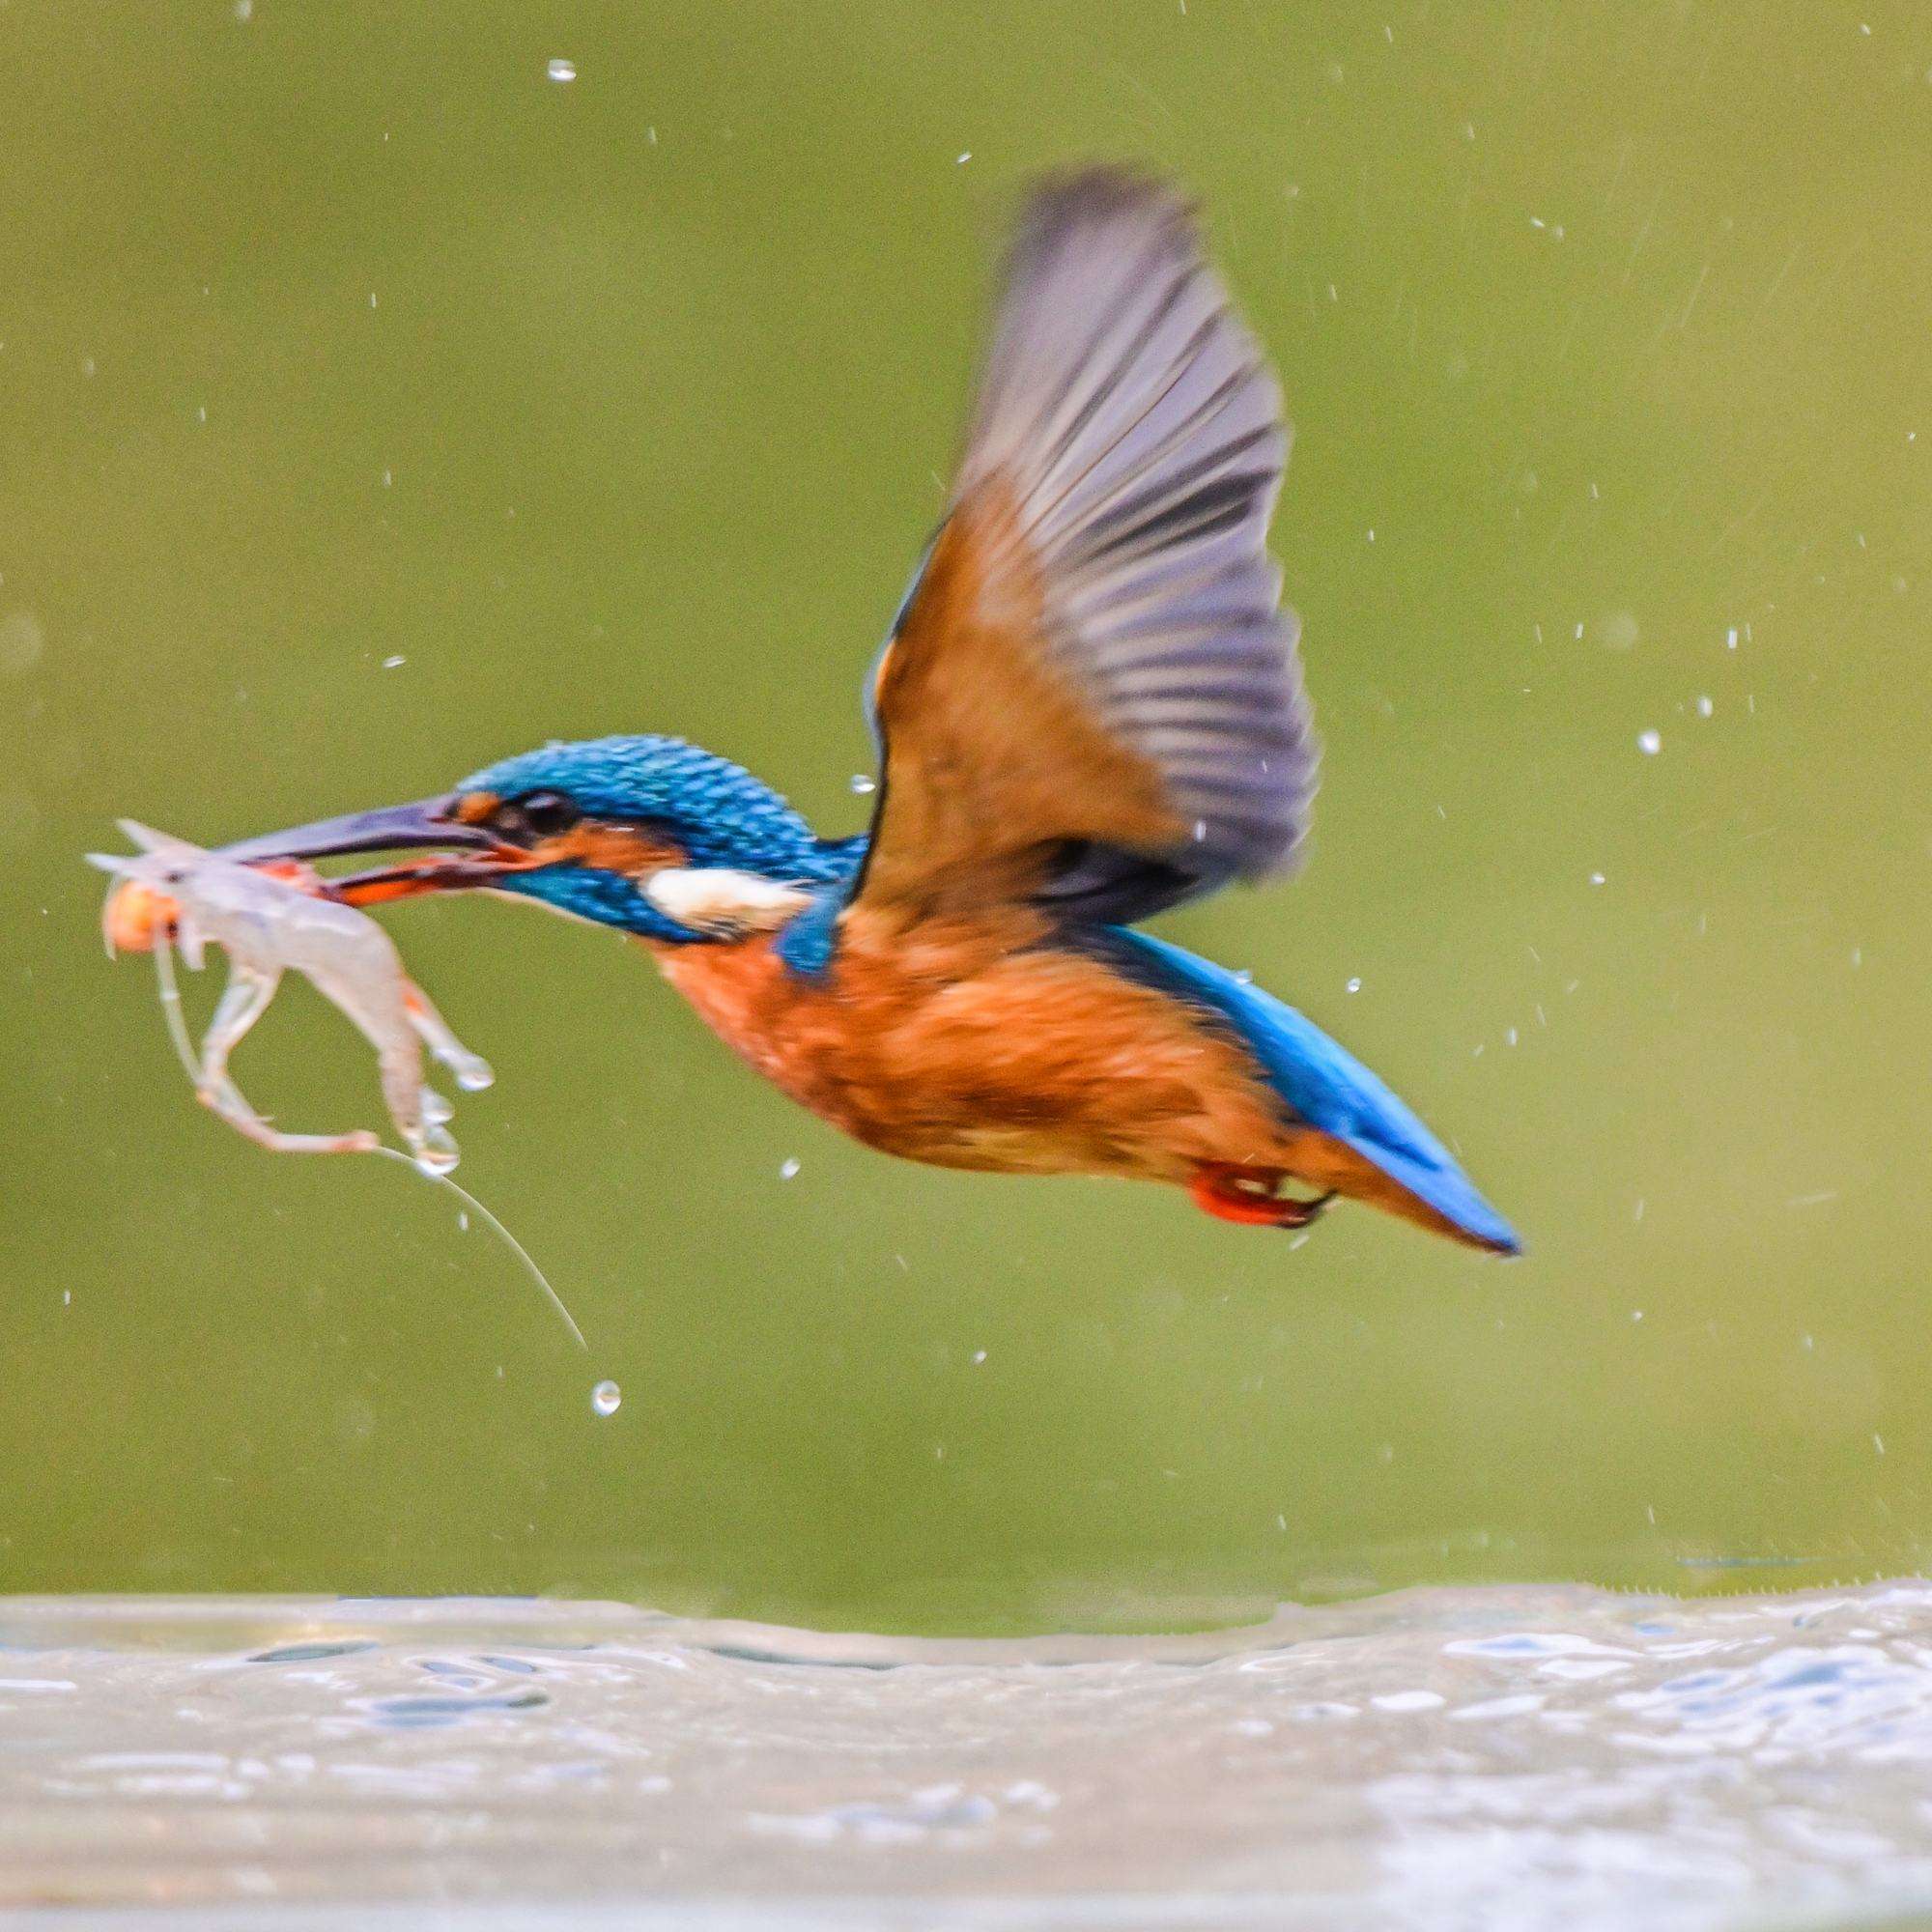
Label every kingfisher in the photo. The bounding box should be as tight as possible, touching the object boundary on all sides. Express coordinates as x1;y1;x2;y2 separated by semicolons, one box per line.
218;170;1519;1255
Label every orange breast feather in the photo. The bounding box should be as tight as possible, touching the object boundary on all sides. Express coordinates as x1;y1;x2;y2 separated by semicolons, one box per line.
649;910;1297;1183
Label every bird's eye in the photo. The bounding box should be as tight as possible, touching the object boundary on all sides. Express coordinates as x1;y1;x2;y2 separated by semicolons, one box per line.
519;791;579;836
491;791;580;844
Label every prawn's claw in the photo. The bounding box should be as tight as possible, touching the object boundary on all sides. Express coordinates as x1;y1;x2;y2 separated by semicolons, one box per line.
193;1087;379;1157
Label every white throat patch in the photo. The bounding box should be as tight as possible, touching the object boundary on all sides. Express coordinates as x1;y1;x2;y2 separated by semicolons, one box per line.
643;867;815;937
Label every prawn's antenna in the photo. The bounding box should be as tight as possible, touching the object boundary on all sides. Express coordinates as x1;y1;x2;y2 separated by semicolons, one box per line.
368;1146;588;1352
151;932;205;1090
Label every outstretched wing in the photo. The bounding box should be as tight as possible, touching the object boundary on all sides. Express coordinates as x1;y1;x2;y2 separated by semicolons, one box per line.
853;168;1317;927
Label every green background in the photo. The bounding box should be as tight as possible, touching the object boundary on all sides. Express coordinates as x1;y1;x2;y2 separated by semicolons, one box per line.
4;0;1930;1632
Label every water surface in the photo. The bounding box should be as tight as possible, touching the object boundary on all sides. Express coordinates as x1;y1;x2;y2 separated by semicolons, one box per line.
6;1584;1932;1929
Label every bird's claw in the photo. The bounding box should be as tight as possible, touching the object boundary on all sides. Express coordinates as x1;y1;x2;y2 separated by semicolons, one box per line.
1271;1188;1335;1230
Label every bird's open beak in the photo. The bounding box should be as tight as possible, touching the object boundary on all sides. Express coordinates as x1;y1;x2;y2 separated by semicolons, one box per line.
215;795;528;907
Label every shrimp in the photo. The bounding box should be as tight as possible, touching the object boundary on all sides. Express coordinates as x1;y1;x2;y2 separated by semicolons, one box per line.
89;821;586;1350
90;821;490;1169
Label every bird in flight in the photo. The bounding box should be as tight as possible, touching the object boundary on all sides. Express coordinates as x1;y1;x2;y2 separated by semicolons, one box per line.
219;169;1519;1254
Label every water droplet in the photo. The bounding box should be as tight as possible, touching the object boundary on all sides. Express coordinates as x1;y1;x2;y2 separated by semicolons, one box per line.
382;654;406;669
956;151;972;164
548;57;577;81
1695;695;1714;718
1345;977;1361;994
779;1157;801;1180
849;774;876;795
457;1211;469;1233
1589;870;1606;886
1637;728;1662;754
972;1349;987;1364
591;1379;621;1416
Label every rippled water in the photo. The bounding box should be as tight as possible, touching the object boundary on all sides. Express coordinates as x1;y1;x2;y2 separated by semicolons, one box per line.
6;1585;1932;1930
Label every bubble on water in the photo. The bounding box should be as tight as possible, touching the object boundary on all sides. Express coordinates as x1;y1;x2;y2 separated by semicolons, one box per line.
849;774;876;795
1726;626;1739;649
592;1379;621;1416
1637;729;1662;755
548;58;577;82
779;1157;801;1180
1346;977;1362;994
1696;695;1714;718
382;654;406;669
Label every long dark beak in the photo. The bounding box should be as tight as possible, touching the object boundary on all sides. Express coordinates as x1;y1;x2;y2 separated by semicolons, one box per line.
215;795;524;906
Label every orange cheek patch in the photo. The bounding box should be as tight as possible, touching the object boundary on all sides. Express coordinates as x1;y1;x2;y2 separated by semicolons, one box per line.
537;823;685;875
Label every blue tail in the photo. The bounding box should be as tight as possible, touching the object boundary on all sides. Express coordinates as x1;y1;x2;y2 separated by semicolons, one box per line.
1089;928;1520;1254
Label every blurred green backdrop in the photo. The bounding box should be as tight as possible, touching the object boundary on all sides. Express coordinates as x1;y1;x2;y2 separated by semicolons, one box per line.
3;0;1930;1632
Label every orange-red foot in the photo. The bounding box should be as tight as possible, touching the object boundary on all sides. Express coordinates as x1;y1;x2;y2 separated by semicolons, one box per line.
1189;1163;1336;1231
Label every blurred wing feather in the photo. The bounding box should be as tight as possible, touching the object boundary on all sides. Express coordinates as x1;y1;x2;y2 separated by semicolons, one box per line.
855;169;1317;925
